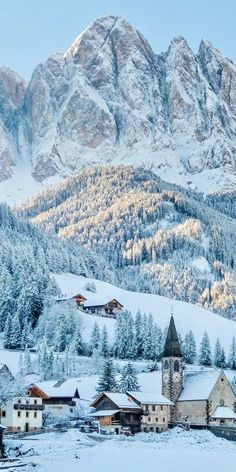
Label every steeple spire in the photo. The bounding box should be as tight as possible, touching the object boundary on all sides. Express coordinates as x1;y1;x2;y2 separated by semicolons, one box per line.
162;316;182;358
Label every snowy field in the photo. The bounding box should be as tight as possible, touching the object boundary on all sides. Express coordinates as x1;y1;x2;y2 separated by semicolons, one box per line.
53;272;236;353
5;428;236;472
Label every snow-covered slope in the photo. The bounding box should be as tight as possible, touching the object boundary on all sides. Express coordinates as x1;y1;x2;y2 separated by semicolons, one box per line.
19;166;236;318
1;16;236;199
52;272;236;353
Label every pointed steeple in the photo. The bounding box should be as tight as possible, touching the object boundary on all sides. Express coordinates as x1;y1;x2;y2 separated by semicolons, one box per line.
162;316;182;358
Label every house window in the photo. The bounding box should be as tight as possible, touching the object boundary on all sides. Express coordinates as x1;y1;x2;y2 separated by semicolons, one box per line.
160;406;163;411
145;405;148;412
34;412;37;418
156;417;158;422
163;417;166;422
34;400;37;405
26;412;29;418
18;399;21;404
174;361;179;372
152;405;155;412
70;408;73;413
148;417;151;422
17;411;21;418
1;411;6;418
26;400;29;404
143;427;147;432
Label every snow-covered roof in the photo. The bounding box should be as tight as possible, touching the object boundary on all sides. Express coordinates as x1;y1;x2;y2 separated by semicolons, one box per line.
211;406;236;419
178;371;220;401
103;392;141;409
36;379;80;398
84;297;122;308
128;391;173;405
90;409;120;417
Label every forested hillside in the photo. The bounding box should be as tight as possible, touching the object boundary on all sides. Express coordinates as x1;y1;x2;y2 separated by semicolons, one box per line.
0;203;114;337
17;166;236;319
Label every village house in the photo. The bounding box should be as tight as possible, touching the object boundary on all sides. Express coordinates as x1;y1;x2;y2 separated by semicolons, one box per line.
127;392;173;432
36;379;81;417
83;297;123;318
90;392;141;434
91;316;236;434
0;366;45;433
55;292;87;307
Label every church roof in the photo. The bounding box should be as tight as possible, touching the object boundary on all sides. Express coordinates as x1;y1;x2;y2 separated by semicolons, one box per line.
162;316;182;358
211;406;236;419
178;371;220;401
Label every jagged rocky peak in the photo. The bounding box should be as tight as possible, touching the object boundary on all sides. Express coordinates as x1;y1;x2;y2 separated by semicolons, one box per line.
0;66;26;107
0;16;236;195
65;15;155;74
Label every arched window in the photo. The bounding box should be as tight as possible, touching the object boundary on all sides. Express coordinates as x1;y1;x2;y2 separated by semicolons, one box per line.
164;360;169;369
174;360;179;372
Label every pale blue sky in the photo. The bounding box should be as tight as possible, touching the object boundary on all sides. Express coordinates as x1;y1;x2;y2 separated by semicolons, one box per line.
1;0;235;79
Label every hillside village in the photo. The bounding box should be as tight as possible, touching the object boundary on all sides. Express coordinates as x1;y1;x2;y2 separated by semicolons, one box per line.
0;315;236;460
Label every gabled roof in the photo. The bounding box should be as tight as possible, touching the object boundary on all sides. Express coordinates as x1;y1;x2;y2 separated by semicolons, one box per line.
91;392;141;410
162;316;182;358
84;297;123;308
211;406;236;419
90;409;120;417
178;371;220;401
36;379;80;399
127;391;173;406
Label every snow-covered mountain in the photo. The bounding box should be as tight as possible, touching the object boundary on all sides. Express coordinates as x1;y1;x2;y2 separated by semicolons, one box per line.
18;165;236;318
1;15;236;198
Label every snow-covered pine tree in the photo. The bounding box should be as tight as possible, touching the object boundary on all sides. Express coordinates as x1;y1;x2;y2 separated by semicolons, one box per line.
54;313;67;352
183;330;196;364
100;326;109;358
199;332;212;366
96;358;117;394
3;314;12;349
214;338;222;367
220;347;226;368
119;362;140;392
23;349;32;375
90;322;101;354
73;324;84;356
228;337;236;369
134;310;143;358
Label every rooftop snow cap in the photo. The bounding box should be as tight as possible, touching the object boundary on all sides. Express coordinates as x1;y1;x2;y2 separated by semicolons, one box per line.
162;316;182;358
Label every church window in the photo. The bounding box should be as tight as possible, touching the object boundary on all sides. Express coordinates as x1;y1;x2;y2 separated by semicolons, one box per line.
219;399;225;406
164;360;169;369
174;360;179;372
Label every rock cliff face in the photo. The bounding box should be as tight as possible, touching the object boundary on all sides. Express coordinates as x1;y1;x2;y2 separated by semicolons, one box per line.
1;16;236;193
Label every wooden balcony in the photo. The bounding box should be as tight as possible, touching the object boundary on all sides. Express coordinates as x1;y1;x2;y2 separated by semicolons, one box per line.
13;404;45;411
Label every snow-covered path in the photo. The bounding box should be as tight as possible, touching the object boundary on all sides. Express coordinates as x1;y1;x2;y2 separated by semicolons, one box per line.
6;428;236;472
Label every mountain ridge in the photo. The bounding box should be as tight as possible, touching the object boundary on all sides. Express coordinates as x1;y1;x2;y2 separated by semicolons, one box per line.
0;15;236;198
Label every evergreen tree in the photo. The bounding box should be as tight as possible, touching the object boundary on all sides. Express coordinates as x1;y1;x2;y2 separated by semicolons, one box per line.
214;338;222;367
54;313;67;352
119;362;140;392
23;349;32;375
3;314;12;349
228;337;236;369
90;322;101;353
220;347;226;368
199;331;212;366
96;358;117;394
183;330;196;364
100;326;109;358
73;324;84;355
134;310;143;358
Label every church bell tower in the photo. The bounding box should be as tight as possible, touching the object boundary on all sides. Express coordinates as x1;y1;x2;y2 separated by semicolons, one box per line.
162;315;184;404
